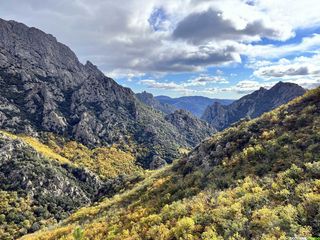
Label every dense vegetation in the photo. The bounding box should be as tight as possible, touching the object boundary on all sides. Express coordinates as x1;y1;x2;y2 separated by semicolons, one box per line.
0;132;145;240
21;88;320;239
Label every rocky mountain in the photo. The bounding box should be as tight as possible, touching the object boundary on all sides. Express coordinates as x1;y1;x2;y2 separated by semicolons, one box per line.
136;91;176;114
164;109;216;146
24;87;320;239
0;18;213;167
0;131;143;239
156;95;234;117
136;92;217;146
201;81;306;130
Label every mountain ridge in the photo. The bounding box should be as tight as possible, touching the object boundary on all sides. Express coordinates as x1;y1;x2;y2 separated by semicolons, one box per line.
201;81;306;130
155;95;234;117
22;87;320;239
0;18;215;167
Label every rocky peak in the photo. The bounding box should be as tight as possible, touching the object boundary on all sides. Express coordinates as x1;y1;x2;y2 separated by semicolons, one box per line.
201;81;306;130
0;18;86;88
0;18;217;166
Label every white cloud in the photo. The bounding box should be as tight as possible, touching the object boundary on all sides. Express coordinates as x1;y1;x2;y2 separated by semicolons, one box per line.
1;0;319;77
139;79;183;90
140;73;228;90
184;75;229;86
139;77;274;96
255;0;320;30
216;69;224;75
220;80;276;94
251;53;320;89
244;34;320;59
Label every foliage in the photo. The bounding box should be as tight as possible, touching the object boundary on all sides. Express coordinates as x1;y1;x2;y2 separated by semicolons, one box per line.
0;190;56;240
1;131;142;180
0;131;145;239
73;227;85;240
21;88;320;239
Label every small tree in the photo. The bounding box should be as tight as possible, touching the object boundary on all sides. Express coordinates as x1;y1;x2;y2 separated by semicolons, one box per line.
73;226;84;240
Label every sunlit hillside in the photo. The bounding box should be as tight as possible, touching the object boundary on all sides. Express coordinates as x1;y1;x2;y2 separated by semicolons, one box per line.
22;88;320;239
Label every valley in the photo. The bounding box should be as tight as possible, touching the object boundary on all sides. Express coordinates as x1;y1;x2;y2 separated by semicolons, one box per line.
0;3;319;239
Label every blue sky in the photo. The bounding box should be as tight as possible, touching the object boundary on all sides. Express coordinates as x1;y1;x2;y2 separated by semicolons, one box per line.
0;0;320;99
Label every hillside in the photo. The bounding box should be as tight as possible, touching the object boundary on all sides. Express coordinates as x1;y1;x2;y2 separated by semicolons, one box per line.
22;87;320;239
0;18;213;167
202;82;306;130
0;131;146;239
156;95;234;117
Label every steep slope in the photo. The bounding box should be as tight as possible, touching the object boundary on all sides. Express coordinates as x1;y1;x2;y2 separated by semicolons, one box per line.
0;18;207;166
23;88;320;239
136;91;176;114
0;131;144;239
136;93;217;146
156;95;234;117
201;81;306;130
164;109;216;146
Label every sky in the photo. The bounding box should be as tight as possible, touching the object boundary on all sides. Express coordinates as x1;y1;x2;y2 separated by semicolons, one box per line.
1;0;320;99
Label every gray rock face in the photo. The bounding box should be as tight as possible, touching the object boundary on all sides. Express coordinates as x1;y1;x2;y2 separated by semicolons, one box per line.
201;82;306;130
165;109;216;146
0;18;214;166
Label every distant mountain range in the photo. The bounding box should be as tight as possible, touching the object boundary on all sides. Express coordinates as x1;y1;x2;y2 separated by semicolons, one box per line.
27;85;320;240
0;17;318;240
201;82;306;130
0;18;215;168
155;95;234;117
136;91;177;114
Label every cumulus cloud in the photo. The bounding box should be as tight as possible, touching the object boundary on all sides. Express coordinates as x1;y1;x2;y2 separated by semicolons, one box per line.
133;43;241;73
184;75;229;86
172;8;288;44
139;79;183;90
244;34;320;59
0;0;319;77
140;74;228;92
1;0;320;98
184;80;276;95
252;53;320;81
256;66;310;78
224;80;275;94
249;53;320;89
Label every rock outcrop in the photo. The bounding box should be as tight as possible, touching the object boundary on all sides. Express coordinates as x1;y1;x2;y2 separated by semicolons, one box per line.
165;109;216;146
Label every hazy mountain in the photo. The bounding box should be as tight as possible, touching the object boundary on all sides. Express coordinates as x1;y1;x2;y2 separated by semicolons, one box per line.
0;18;213;167
202;82;306;130
25;87;320;239
156;95;234;117
136;91;176;114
